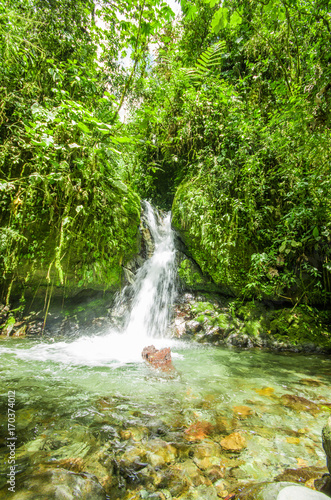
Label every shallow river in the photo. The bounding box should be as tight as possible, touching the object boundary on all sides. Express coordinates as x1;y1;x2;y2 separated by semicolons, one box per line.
0;334;330;498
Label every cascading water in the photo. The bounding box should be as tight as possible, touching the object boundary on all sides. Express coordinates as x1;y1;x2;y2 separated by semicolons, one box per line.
121;201;177;339
6;201;179;367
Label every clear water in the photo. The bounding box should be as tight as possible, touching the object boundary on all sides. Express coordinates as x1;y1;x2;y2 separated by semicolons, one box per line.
0;205;330;497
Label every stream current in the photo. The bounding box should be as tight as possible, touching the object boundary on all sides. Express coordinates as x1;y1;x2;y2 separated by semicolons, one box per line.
0;203;331;498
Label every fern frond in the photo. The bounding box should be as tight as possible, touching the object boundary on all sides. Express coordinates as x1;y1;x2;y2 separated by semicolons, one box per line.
184;41;226;84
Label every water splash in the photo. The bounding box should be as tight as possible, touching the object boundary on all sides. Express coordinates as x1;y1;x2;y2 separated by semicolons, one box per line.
123;201;177;339
2;202;179;367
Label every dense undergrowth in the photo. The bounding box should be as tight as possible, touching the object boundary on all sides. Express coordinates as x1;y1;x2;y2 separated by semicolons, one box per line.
0;0;172;305
129;0;331;306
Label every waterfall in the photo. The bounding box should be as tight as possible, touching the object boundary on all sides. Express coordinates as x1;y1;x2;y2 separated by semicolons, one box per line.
8;201;179;367
121;201;177;339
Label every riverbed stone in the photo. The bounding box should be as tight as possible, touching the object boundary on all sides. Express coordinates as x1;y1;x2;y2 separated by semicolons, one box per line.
184;420;214;441
281;394;320;414
4;468;107;499
275;466;328;485
177;484;218;500
220;432;247;452
145;438;177;467
322;416;331;474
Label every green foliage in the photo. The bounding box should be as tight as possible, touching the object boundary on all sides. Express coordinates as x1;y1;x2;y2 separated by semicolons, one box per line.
0;0;175;302
185;41;225;83
128;0;331;305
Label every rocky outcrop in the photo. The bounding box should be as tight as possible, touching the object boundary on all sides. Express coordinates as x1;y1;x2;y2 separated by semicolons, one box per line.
173;292;331;353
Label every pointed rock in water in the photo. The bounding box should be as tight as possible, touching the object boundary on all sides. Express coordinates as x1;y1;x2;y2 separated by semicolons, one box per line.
142;345;174;372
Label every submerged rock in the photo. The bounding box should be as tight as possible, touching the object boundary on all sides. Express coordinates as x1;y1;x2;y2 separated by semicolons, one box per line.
220;433;247;452
275;466;328;486
5;468;107;499
280;394;320;414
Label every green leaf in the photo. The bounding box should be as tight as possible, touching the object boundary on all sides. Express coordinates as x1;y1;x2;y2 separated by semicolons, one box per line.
313;227;319;238
230;11;242;28
211;7;228;33
279;242;286;253
77;122;90;134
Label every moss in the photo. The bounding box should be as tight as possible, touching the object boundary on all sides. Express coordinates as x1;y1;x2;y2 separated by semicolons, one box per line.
215;313;229;330
242;319;263;337
191;301;215;315
172;180;251;296
8;187;141;302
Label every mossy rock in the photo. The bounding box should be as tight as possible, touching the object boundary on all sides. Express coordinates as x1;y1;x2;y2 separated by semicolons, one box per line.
178;258;219;293
269;307;331;348
172;181;253;297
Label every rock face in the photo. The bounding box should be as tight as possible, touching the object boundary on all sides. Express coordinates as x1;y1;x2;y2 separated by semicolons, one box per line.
322;416;331;474
172;292;331;352
142;345;174;372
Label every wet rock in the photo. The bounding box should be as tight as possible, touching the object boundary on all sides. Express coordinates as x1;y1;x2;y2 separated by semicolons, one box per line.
120;426;149;442
315;474;331;496
119;444;148;469
192;440;222;470
142;345;174;372
232;405;253;419
229;481;331;499
185;320;202;335
275;466;328;485
215;416;236;435
214;479;230;498
220;432;247;452
184;420;214;441
281;394;320;414
145;438;177;467
206;465;225;483
54;457;85;472
174;317;186;337
9;468;107;499
179;459;212;487
322;416;331;474
299;378;323;387
178;484;218;500
13;324;27;337
255;387;275;397
158;465;191;497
